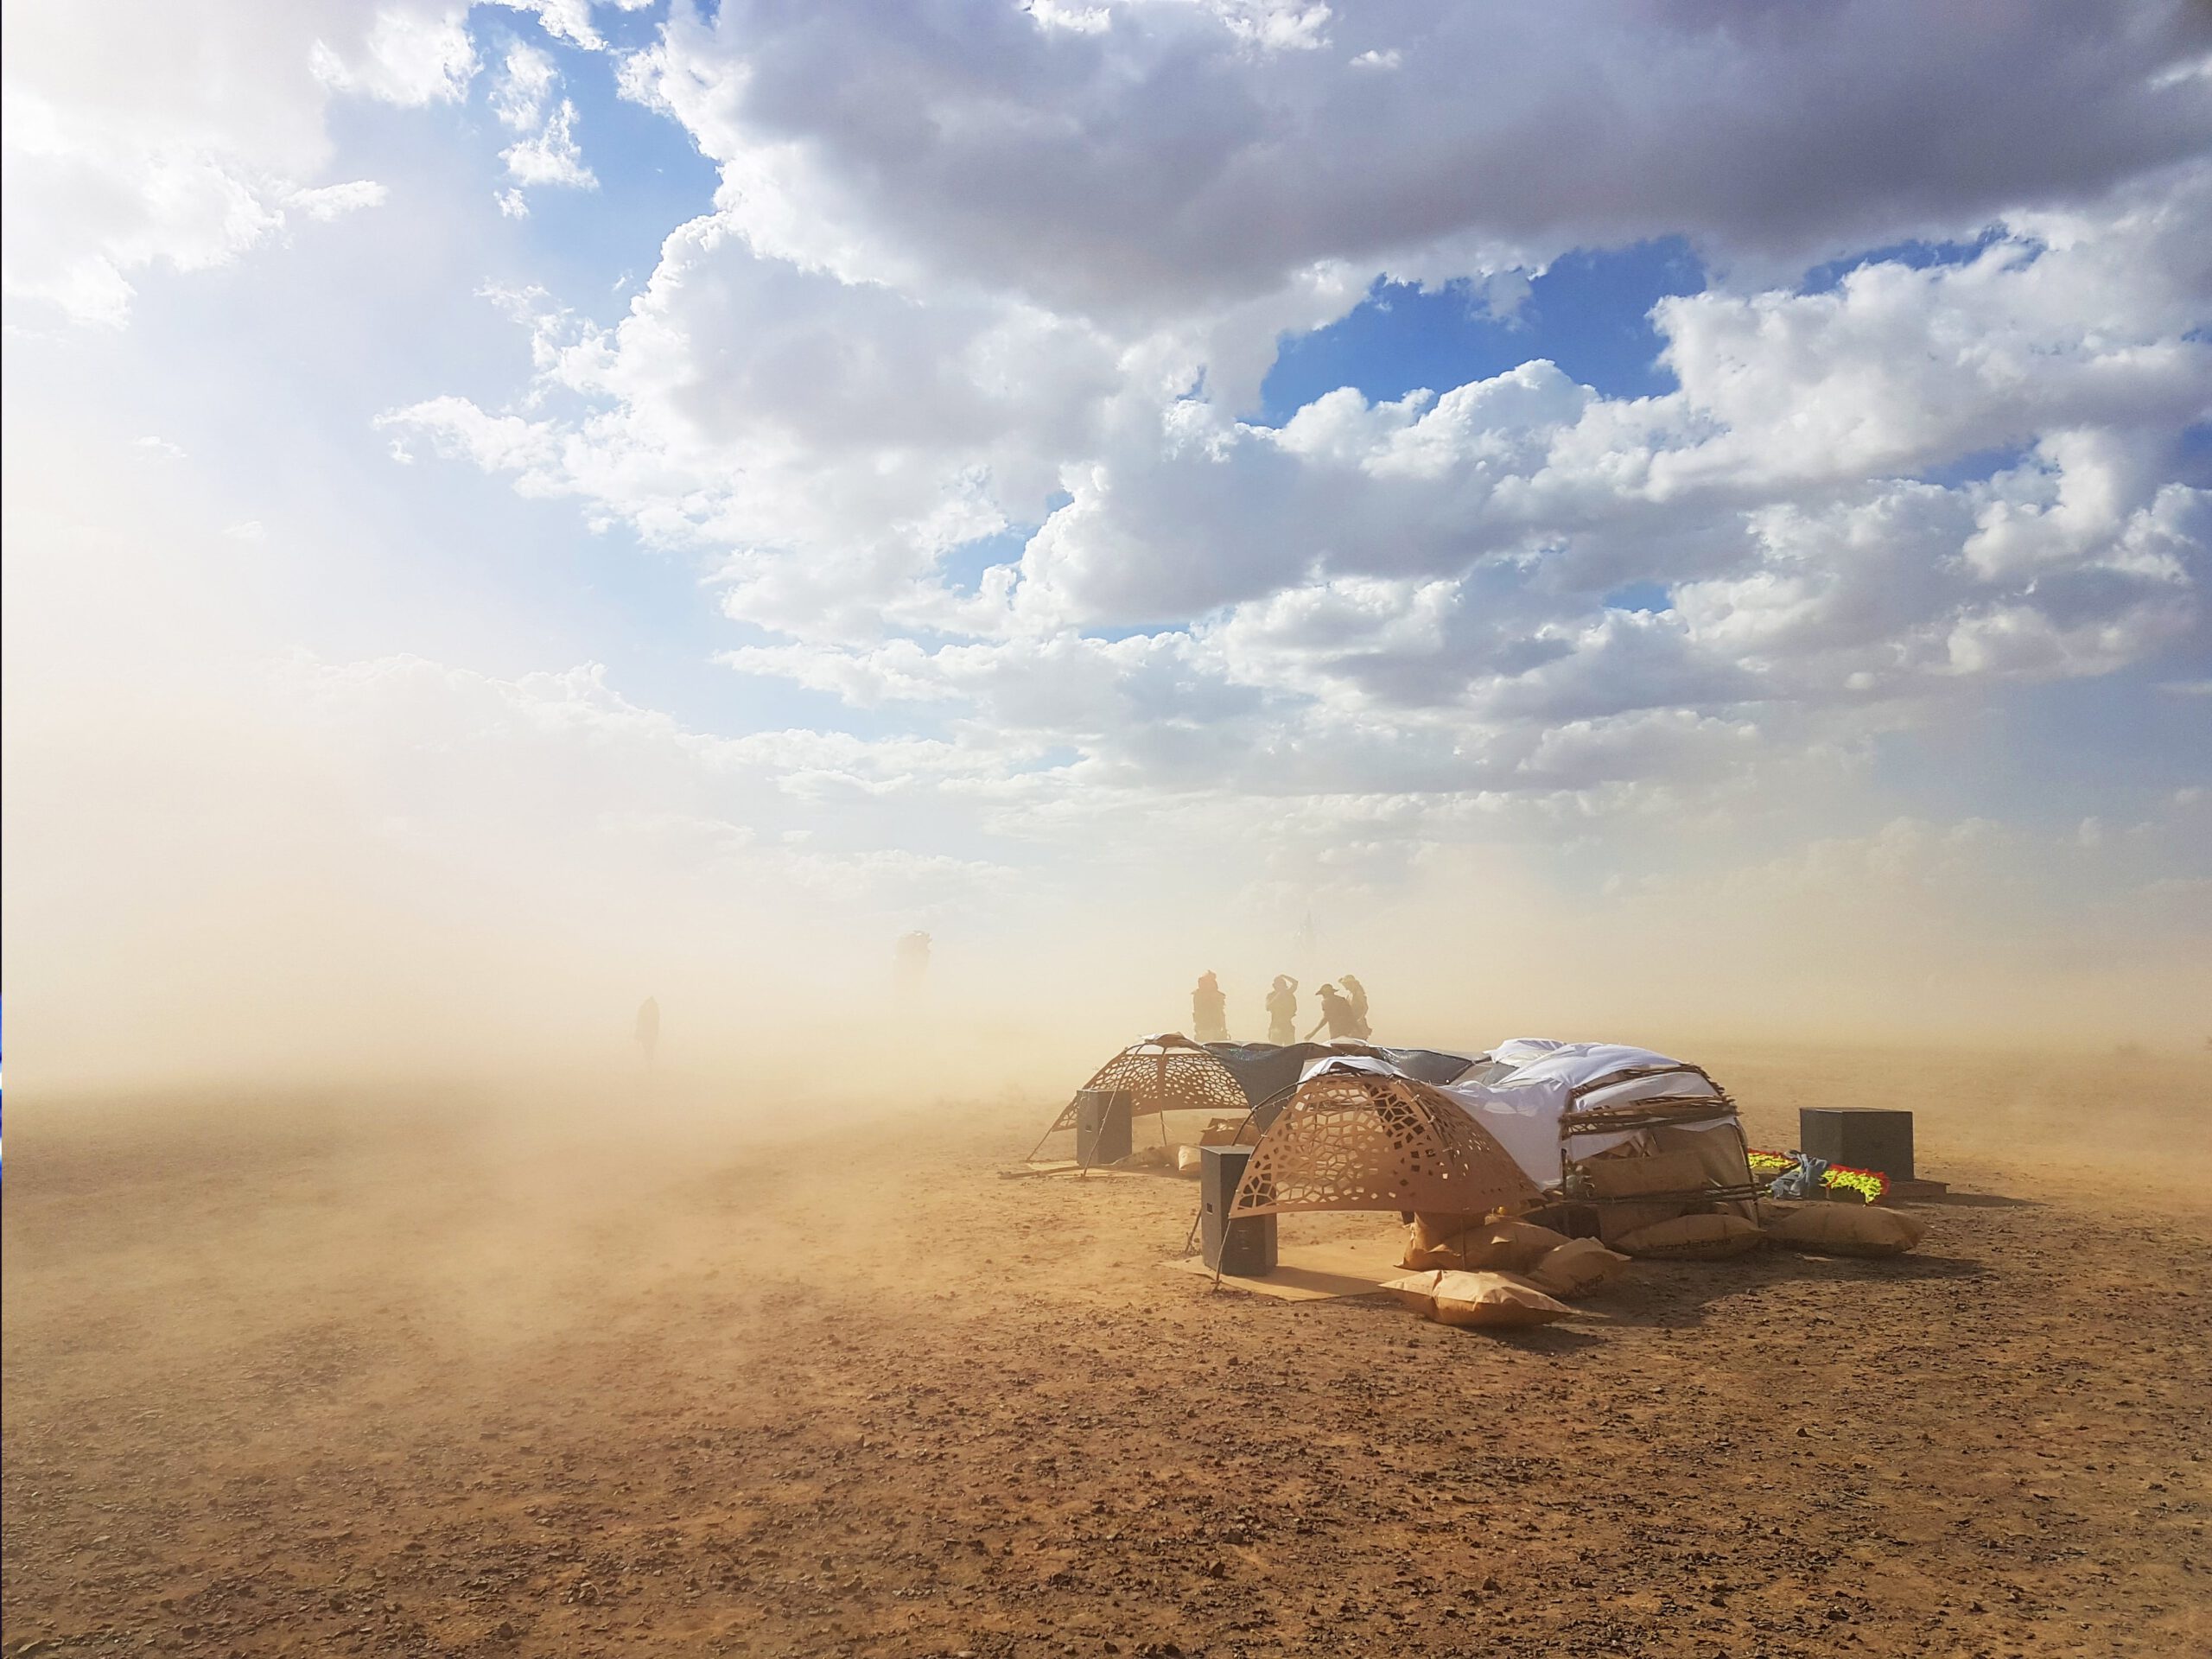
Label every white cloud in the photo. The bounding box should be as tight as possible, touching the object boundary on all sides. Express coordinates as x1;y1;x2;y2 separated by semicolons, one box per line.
490;41;561;131
489;41;596;212
618;1;2212;315
499;98;595;191
284;179;391;220
308;7;477;105
395;156;2206;822
2;1;465;324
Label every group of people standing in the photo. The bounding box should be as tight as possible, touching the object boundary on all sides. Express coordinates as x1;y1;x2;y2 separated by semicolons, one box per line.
1192;971;1370;1046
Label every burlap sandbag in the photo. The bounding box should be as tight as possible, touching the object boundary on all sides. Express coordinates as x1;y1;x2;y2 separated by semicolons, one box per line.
1401;1216;1569;1272
1382;1270;1573;1329
1523;1236;1631;1299
1596;1200;1692;1246
1583;1148;1708;1198
1765;1203;1928;1257
1613;1211;1764;1260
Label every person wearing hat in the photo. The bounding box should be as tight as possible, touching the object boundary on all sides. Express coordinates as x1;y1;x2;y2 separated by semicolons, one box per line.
1305;982;1362;1042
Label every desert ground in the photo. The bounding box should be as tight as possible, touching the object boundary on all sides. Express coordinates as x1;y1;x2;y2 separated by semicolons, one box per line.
4;1042;2209;1659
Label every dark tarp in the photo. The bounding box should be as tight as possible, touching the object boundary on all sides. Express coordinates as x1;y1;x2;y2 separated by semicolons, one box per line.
1203;1042;1479;1128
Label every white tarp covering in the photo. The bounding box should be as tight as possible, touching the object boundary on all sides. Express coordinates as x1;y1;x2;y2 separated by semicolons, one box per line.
1304;1039;1736;1186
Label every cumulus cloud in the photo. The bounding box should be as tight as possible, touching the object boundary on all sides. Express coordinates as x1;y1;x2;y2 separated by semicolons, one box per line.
0;1;467;323
489;40;596;216
617;0;2211;315
308;7;478;105
401;167;2209;818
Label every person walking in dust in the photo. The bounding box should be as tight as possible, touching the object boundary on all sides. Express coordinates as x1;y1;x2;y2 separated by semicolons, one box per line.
1192;971;1230;1044
1339;972;1371;1039
895;931;931;997
1264;975;1300;1046
634;995;660;1072
1305;982;1363;1042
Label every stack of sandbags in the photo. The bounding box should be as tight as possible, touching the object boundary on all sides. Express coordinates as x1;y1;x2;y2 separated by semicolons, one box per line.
1581;1148;1709;1245
1382;1269;1574;1330
1401;1215;1569;1273
1402;1214;1634;1292
1764;1203;1928;1257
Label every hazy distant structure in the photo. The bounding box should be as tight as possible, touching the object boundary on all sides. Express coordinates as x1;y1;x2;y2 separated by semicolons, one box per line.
1265;975;1300;1046
1192;971;1230;1044
634;995;660;1071
895;931;932;997
1340;972;1371;1039
1306;982;1360;1042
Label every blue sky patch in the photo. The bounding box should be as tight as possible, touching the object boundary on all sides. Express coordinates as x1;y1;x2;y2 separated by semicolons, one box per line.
1603;581;1674;613
1258;238;1706;423
1802;228;2011;293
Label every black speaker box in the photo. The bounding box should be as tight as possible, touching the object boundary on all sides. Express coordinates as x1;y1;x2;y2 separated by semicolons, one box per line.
1199;1143;1276;1276
1075;1089;1133;1166
1799;1107;1915;1182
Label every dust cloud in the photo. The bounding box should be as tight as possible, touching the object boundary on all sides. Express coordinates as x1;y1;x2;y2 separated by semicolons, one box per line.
7;410;2210;1111
7;416;2211;1659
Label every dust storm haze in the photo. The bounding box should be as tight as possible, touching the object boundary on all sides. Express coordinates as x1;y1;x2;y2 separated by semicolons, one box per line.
6;397;2207;1103
7;5;2212;1656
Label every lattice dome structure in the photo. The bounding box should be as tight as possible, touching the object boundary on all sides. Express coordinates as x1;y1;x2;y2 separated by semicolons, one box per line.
1228;1069;1541;1219
1038;1035;1253;1136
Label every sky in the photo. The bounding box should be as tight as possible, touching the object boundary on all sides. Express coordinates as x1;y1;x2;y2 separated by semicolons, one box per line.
4;0;2211;1087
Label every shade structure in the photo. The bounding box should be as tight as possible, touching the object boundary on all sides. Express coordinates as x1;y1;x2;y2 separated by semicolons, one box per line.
1037;1034;1249;1137
1028;1034;1487;1165
1229;1065;1541;1220
1203;1041;1478;1131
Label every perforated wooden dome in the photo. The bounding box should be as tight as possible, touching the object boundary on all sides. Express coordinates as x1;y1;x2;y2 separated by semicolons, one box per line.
1229;1067;1540;1218
1039;1035;1251;1134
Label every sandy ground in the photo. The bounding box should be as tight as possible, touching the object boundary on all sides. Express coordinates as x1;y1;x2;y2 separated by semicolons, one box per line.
4;1043;2209;1659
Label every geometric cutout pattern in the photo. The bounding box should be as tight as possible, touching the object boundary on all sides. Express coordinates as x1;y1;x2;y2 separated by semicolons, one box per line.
1042;1037;1251;1134
1229;1069;1541;1219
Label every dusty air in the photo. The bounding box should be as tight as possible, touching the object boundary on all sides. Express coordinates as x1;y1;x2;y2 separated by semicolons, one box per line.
5;3;2210;1656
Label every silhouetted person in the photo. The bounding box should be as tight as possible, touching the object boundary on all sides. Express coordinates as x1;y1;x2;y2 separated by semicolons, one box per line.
1265;975;1300;1046
1340;972;1371;1039
1192;971;1230;1044
1305;982;1360;1042
895;930;931;997
635;995;660;1071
